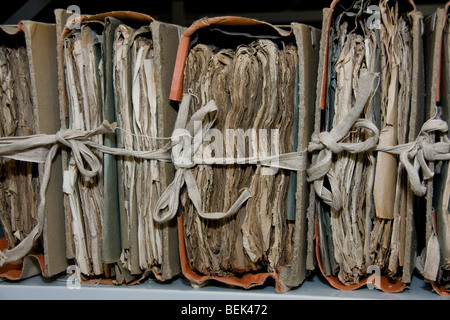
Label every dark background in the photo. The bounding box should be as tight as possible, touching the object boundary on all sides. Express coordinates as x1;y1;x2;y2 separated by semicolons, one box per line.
1;0;448;29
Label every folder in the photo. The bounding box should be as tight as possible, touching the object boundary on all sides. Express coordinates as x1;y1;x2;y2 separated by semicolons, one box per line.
56;10;182;284
420;2;450;296
165;16;320;293
0;21;66;279
310;0;424;291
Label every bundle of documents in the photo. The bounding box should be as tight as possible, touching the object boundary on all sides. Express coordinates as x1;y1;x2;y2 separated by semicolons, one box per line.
0;40;39;253
420;3;450;295
57;10;181;283
62;18;105;278
3;4;450;297
0;22;65;281
311;0;424;290
0;22;66;279
183;40;297;276
169;17;320;292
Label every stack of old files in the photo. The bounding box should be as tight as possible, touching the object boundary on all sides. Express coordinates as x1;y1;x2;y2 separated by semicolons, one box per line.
420;2;450;296
56;10;182;284
310;0;425;291
166;16;320;293
0;22;65;279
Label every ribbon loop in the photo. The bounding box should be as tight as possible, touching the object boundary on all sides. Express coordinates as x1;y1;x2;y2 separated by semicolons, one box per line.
307;71;379;211
153;169;186;223
152;93;313;222
153;94;252;223
56;121;117;179
0;144;59;267
69;140;103;178
307;148;342;211
0;121;116;266
0;119;174;266
371;109;450;197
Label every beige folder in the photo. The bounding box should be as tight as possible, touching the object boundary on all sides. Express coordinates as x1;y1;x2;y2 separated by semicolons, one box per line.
0;21;66;279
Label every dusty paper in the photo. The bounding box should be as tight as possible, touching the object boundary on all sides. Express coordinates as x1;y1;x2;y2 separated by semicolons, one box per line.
130;29;163;270
373;0;412;223
318;0;413;285
63;23;105;276
0;44;40;250
329;26;369;284
374;0;413;277
61;17;168;281
114;23;139;274
113;25;164;276
182;37;297;276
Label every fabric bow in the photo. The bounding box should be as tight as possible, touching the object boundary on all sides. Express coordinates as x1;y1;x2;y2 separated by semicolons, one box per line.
152;94;308;223
0;120;171;267
152;95;251;223
376;109;450;197
307;71;380;211
0;121;116;267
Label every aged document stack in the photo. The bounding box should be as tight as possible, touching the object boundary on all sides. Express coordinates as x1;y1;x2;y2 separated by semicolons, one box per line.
183;39;297;276
0;22;66;279
311;0;424;291
168;17;320;292
421;2;450;296
0;37;39;257
57;10;181;284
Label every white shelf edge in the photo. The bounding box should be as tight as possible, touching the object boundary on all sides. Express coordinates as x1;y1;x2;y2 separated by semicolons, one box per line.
0;272;448;300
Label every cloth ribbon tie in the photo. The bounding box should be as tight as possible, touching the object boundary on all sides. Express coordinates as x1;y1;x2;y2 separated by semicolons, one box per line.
0;121;116;266
376;109;450;197
0;120;171;267
307;69;450;208
152;94;308;223
306;71;380;211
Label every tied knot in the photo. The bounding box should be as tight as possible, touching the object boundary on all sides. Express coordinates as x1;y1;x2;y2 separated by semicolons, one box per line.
55;121;117;179
419;115;450;162
308;119;379;155
153;94;309;224
379;110;450;197
307;71;380;211
309;131;344;154
54;130;70;147
153;94;252;224
0;119;173;268
171;130;196;170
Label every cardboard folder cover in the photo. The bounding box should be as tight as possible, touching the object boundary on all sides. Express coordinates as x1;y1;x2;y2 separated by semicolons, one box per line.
56;10;181;283
310;0;424;291
422;2;450;296
0;21;66;279
168;16;320;293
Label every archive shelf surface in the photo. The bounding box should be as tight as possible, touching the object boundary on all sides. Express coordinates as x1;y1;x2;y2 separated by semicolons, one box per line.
0;271;448;300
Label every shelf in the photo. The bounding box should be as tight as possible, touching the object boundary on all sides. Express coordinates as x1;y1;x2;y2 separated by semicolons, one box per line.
0;271;448;300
